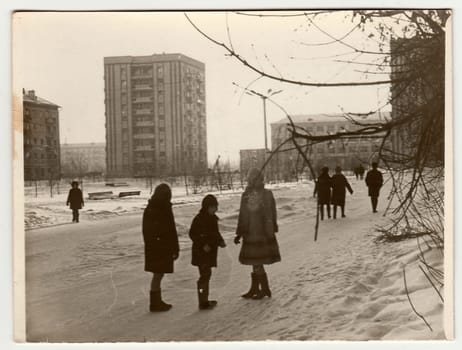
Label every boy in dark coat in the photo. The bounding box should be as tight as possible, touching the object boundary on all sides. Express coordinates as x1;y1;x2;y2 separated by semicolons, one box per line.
189;194;226;310
314;167;333;220
66;181;84;223
142;184;179;312
365;162;384;213
331;166;353;218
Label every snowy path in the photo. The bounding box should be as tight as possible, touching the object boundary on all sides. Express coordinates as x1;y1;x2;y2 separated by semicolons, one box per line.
25;180;445;342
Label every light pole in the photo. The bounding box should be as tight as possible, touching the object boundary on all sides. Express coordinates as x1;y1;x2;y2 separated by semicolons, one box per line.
245;88;283;152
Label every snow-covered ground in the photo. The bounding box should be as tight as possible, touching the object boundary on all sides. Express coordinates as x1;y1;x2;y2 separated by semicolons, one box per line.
24;178;446;342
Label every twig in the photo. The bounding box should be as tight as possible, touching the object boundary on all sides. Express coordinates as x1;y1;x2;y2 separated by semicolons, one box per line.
403;266;433;332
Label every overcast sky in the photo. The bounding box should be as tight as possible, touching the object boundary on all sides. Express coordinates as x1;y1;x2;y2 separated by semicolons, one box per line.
13;11;391;165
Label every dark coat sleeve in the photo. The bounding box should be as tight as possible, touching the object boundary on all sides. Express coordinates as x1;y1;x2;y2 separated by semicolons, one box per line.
79;189;84;206
344;176;353;194
270;190;278;233
365;171;371;186
235;194;248;237
169;210;179;255
142;208;154;246
66;190;71;205
189;216;206;245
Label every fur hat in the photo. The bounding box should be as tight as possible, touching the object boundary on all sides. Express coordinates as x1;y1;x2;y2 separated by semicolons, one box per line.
201;194;218;210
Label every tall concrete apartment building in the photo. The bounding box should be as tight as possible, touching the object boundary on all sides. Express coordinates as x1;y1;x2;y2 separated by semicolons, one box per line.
104;53;207;178
23;89;61;181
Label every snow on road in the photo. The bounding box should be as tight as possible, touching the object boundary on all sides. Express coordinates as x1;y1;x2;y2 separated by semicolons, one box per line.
24;179;446;342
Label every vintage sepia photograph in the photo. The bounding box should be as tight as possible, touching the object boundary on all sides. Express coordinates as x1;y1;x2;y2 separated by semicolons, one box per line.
12;9;453;343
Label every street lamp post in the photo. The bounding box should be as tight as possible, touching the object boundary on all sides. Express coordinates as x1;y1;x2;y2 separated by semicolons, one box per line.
245;88;282;152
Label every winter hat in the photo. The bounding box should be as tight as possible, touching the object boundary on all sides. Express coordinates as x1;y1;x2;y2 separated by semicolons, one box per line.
335;166;342;173
201;194;218;211
321;167;329;175
150;183;172;206
247;167;264;187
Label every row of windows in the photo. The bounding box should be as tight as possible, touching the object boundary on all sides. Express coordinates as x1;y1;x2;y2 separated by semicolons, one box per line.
24;137;57;146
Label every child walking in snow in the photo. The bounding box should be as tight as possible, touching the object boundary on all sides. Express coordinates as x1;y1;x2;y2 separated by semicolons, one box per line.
189;195;226;310
66;181;84;223
142;184;179;312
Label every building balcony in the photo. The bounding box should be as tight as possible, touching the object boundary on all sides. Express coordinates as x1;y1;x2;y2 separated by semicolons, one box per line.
133;133;155;139
131;72;153;79
135;121;155;127
134;145;154;151
135;109;153;115
133;84;153;90
132;97;153;103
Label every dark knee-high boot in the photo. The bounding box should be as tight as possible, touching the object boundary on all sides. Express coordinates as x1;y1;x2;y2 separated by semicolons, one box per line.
327;205;331;219
241;273;260;299
252;273;272;299
341;205;346;218
198;281;217;310
149;290;172;312
372;197;378;212
333;205;337;219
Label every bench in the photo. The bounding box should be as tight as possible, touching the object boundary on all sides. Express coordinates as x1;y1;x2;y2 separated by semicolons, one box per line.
105;182;130;187
119;191;141;198
88;191;114;200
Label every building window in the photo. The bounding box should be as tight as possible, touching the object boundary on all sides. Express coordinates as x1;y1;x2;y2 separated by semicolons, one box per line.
316;125;324;132
327;125;335;132
157;66;163;76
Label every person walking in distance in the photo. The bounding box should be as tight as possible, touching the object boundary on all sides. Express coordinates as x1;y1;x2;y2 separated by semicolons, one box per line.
358;164;365;180
365;162;384;213
314;167;333;220
66;181;84;223
331;166;353;219
142;184;179;312
234;168;281;299
189;195;226;310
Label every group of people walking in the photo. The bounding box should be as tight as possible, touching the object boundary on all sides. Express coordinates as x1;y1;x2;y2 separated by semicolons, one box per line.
142;167;280;312
314;162;384;219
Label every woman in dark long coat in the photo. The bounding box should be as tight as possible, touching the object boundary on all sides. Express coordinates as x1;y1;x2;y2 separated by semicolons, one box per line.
66;181;84;223
189;195;226;310
234;168;280;299
314;167;332;220
142;184;179;312
331;166;353;218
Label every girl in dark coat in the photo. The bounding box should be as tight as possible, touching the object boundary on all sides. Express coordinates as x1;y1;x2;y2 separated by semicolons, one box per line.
189;195;226;310
331;166;353;219
142;184;179;312
314;167;332;220
234;168;280;300
66;181;84;223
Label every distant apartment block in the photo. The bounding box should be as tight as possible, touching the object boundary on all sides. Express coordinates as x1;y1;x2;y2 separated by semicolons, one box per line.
61;142;106;177
23;90;61;181
104;53;207;178
270;113;391;180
